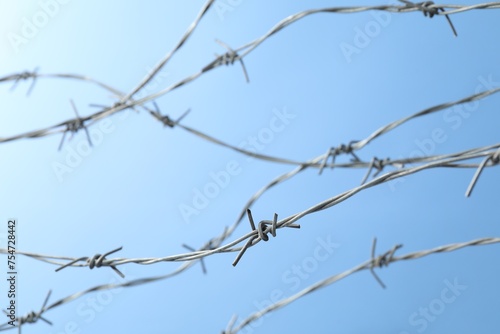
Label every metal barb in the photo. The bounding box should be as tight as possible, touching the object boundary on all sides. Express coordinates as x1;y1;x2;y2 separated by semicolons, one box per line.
89;101;128;112
152;101;161;114
399;0;457;36
232;236;257;267
347;140;361;162
360;157;389;185
151;103;191;128
182;244;208;274
465;149;500;197
2;290;53;333
215;39;250;83
58;100;93;151
55;247;124;278
361;157;377;185
176;108;192;125
370;238;403;289
372;158;390;178
233;210;299;266
319;141;360;175
318;147;335;175
10;68;39;96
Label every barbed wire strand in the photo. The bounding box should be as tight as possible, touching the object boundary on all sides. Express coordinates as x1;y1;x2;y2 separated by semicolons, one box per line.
0;262;199;333
232;2;500;59
1;236;498;333
0;226;232;332
122;0;216;101
224;236;500;334
0;71;122;96
2;67;499;174
1;3;499;159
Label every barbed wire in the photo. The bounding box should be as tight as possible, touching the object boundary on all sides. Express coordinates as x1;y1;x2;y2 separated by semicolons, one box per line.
122;0;216;101
223;236;500;334
1;3;499;156
1;236;498;332
0;290;53;334
0;261;199;333
2;77;499;269
2;67;499;171
232;2;500;59
1;2;499;333
2;143;498;273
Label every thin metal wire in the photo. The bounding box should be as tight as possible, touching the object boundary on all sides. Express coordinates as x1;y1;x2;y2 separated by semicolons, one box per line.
224;237;500;334
55;247;124;278
122;0;216;101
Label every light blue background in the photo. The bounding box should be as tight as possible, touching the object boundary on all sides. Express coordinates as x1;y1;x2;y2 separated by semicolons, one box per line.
1;1;499;333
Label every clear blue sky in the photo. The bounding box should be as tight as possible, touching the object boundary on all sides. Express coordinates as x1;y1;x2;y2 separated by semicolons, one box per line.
1;1;499;333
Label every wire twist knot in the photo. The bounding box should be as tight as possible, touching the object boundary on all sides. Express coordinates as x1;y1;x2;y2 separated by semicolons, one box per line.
232;210;300;266
319;140;360;174
361;157;392;185
19;311;42;325
55;247;124;278
370;238;403;289
1;290;53;332
58;100;92;151
418;1;441;17
8;68;39;96
182;232;225;275
399;0;457;36
16;71;35;81
203;40;249;82
150;102;191;128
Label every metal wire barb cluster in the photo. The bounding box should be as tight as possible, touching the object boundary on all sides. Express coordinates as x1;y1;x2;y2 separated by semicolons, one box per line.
0;290;52;334
1;1;499;333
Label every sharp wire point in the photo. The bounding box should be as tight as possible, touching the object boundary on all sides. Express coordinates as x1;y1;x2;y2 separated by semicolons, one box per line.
465;155;490;197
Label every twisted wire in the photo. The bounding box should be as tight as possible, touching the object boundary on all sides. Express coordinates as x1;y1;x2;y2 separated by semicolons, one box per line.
224;237;500;334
